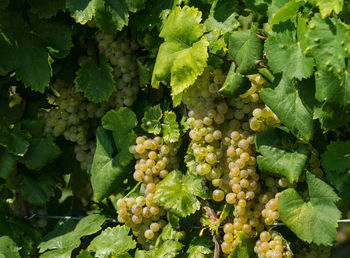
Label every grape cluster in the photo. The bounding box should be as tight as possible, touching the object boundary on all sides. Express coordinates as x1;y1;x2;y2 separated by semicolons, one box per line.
255;231;293;258
96;32;139;107
244;74;280;132
40;80;114;170
116;136;179;249
116;195;167;248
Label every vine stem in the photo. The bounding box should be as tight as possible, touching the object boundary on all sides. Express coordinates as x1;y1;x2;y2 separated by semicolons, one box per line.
208;51;237;66
256;34;267;40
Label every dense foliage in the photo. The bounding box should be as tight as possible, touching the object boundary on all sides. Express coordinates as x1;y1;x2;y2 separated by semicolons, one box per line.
1;0;350;257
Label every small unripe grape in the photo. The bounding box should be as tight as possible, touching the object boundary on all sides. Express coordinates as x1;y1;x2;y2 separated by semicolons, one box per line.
224;233;234;243
226;193;236;204
150;223;160;232
223;223;234;234
221;242;231;254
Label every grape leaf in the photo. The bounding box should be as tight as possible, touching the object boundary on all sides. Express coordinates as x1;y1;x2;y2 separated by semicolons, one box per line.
151;6;209;96
228;232;255;258
218;63;251;98
255;127;310;183
269;0;300;28
0;11;73;91
74;56;115;103
267;0;289;21
316;0;343;18
87;226;136;258
0;236;21;258
186;235;213;258
278;171;341;245
228;26;263;75
305;14;350;78
18;173;56;206
39;215;106;256
154;170;205;217
28;0;65;18
313;62;350;130
260;74;314;140
95;0;147;34
321;141;350;174
203;0;240;35
101;108;137;166
0;127;29;157
21;136;61;170
141;105;163;134
66;0;101;25
0;147;16;179
265;19;314;80
162;111;180;144
135;240;183;258
90;127;130;201
155;224;182;246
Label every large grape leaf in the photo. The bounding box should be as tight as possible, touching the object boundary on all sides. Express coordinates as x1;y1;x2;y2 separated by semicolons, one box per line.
18;173;56;206
228;26;263;75
278;172;341;245
162;111;180;144
20;136;61;170
135;240;183;258
218;63;251;98
265;19;314;80
0;236;21;258
242;0;271;15
87;226;136;258
154;170;206;217
28;0;65;18
74;56;115;103
305;14;350;78
0;127;29;157
151;6;209;96
260;75;314;140
141;105;163;135
316;0;343;18
255;127;310;183
0;11;72;91
39;215;106;257
90;127;130;201
0;147;16;179
203;0;240;35
101;108;137;166
321;141;350;174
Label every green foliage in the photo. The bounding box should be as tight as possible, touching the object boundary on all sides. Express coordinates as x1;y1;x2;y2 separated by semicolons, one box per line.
151;6;209;97
38;214;106;257
255;127;310;182
154;170;206;217
141;105;163;134
0;236;21;258
316;0;344;18
321;141;350;173
28;0;66;18
269;0;300;28
0;147;16;179
218;63;251;98
186;235;213;258
228;26;263;75
135;240;183;258
101;108;137;166
260;75;314;140
162;111;180;144
0;11;72;91
87;226;136;257
266;19;314;80
74;56;115;103
278;172;341;245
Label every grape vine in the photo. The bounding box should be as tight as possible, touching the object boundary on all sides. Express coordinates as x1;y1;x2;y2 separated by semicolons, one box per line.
0;0;350;257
